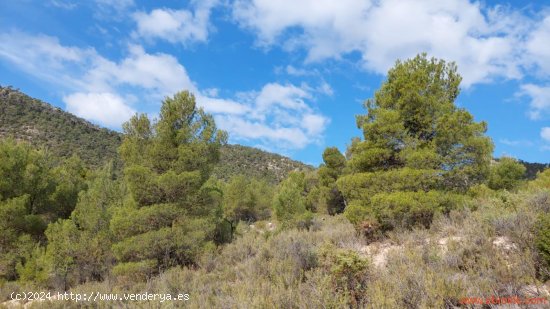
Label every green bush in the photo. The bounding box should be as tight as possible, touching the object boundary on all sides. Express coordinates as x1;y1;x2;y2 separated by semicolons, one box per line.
535;213;550;279
487;157;526;191
345;190;465;232
320;245;370;307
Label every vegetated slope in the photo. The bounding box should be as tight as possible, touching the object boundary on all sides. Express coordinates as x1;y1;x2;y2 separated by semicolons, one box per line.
213;144;313;183
0;85;310;181
0;86;121;167
520;160;550;179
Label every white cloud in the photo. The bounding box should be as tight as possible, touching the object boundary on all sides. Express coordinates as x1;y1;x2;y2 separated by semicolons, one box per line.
285;65;312;76
215;116;309;149
542;127;550;142
500;139;534;147
213;83;329;149
196;95;251;115
133;1;218;44
519;84;550;120
0;31;96;89
0;31;329;149
526;16;550;77
85;45;197;96
302;114;329;136
64;92;136;127
0;32;193;128
232;0;541;87
203;88;219;97
255;83;310;112
317;81;334;96
48;0;78;10
48;0;134;15
95;0;134;11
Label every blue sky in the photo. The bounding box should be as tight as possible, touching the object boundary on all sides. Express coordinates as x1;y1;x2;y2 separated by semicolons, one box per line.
1;0;549;166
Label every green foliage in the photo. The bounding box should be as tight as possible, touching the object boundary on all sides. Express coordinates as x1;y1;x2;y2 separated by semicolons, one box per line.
111;91;227;279
50;155;88;218
3;65;550;307
487;157;526;191
535;213;550;278
15;246;49;284
112;260;157;284
529;168;550;191
222;175;273;240
41;164;122;289
316;147;346;215
320;245;370;307
0;139;55;214
339;54;493;230
521;161;550;180
1;86;308;186
272;171;315;230
0;140;85;281
213;144;312;184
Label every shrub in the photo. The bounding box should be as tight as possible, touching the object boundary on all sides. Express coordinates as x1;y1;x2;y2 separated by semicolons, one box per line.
347;190;465;232
320;245;370;307
487;157;526;191
535;213;550;279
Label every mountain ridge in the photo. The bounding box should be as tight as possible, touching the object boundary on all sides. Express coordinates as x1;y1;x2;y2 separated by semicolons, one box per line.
0;85;311;183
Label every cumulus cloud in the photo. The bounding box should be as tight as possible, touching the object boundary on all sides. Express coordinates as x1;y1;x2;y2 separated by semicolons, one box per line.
526;15;550;77
0;31;96;89
214;83;330;149
133;0;218;44
64;92;136;127
0;31;195;128
0;31;329;149
84;45;197;96
519;84;550;120
196;95;251;115
232;0;543;87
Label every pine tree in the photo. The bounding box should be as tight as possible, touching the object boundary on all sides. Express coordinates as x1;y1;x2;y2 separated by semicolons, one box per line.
317;147;346;215
0;140;85;281
273;171;313;230
110;91;227;279
338;54;493;231
222;175;273;240
487;157;526;190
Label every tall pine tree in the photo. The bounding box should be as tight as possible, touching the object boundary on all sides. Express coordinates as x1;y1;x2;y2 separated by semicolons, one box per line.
111;91;227;280
338;54;493;231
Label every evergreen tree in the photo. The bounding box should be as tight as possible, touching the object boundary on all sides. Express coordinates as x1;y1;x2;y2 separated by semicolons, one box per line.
487;157;526;191
14;162;119;289
110;91;227;279
222;175;273;240
273;171;313;230
317;147;347;215
338;54;493;231
0;140;85;281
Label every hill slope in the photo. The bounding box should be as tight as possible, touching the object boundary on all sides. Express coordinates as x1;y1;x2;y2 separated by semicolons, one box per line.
0;86;121;167
214;144;311;183
0;86;310;182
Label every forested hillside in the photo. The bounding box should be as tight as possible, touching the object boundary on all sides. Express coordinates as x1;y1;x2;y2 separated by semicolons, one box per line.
214;144;312;183
0;86;309;182
521;160;550;179
0;86;121;167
